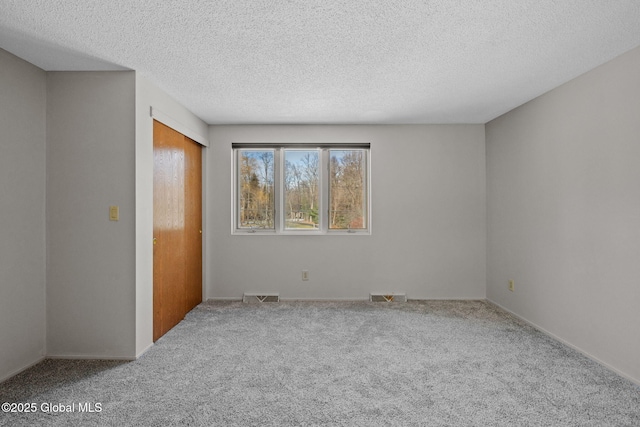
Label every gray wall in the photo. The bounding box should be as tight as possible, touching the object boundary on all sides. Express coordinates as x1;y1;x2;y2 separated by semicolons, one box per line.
3;41;638;386
0;49;47;381
0;63;207;374
46;71;137;358
486;45;640;383
207;125;487;300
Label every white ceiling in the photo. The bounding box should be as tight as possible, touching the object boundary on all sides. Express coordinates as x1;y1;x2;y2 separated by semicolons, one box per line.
1;1;640;125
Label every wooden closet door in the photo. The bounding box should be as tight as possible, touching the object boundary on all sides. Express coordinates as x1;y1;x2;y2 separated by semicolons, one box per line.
153;120;188;341
153;121;203;341
184;136;202;313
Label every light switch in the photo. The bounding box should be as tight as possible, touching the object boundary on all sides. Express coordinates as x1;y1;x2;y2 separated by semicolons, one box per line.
109;205;119;221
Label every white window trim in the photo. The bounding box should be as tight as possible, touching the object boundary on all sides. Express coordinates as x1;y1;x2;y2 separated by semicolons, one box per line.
232;143;371;235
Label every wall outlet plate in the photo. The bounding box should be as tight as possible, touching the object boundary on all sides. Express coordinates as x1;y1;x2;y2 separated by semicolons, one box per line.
109;205;119;221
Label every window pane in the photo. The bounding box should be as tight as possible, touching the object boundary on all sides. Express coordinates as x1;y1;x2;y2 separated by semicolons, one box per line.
238;150;274;229
284;149;320;229
329;149;367;229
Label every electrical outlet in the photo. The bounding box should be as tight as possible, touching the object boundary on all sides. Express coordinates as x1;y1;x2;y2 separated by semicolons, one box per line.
508;280;514;292
302;270;309;281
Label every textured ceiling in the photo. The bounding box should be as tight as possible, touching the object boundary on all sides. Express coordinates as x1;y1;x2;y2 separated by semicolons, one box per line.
1;1;640;124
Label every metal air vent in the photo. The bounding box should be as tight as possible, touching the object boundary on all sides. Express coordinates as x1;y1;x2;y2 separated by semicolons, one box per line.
369;293;407;303
243;293;280;303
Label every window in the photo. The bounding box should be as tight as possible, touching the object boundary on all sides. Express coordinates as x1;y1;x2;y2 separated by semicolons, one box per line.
234;144;370;234
284;149;320;230
329;150;367;230
237;149;275;229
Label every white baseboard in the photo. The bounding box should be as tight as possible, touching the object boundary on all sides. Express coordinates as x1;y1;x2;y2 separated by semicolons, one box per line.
0;356;46;383
279;297;370;301
206;297;486;302
46;354;136;361
207;297;371;302
486;299;640;387
135;342;154;359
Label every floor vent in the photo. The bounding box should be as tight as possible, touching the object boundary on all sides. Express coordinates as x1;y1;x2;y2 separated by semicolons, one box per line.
243;293;280;303
369;293;407;303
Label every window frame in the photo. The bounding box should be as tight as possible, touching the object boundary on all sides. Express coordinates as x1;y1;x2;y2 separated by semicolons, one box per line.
232;143;370;235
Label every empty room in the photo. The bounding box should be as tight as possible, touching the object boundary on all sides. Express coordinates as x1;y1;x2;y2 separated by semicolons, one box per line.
1;1;639;425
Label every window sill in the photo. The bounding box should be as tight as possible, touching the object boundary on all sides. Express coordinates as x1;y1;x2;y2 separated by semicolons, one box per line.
233;229;370;236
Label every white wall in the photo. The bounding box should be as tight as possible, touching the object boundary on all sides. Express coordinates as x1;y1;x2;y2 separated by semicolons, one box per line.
46;71;137;358
0;49;47;381
135;75;208;355
486;45;640;383
207;125;486;300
